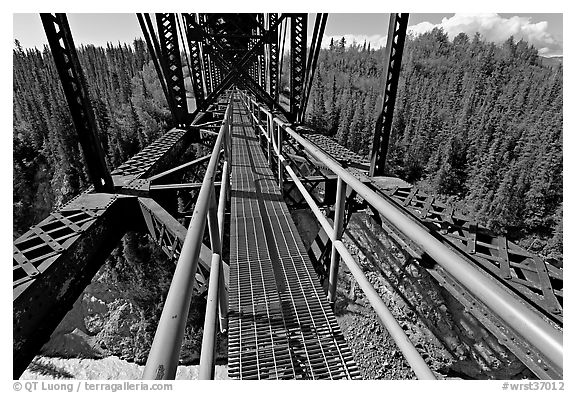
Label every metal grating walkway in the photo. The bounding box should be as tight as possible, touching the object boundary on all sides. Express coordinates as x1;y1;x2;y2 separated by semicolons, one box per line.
227;98;360;379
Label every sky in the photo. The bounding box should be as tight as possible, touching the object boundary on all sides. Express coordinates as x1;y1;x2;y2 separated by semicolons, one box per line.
13;12;563;57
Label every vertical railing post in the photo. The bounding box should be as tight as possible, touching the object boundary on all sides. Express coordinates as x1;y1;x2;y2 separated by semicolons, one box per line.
267;112;273;166
277;122;284;193
327;176;347;306
198;187;222;380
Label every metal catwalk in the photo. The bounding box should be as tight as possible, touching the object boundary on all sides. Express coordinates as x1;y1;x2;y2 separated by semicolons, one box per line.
227;99;360;379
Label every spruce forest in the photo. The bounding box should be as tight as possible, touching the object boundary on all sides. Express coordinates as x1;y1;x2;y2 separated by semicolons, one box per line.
13;39;171;237
303;30;563;264
13;28;563;268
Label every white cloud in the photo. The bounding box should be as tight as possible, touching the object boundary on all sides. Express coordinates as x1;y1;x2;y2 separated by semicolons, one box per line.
316;14;562;57
408;13;562;57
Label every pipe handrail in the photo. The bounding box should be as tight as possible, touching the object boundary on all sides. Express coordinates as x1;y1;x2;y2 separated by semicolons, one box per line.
241;90;563;375
142;93;233;380
241;92;436;379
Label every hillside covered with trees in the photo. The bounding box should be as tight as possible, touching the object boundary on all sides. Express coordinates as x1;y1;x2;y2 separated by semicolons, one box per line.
13;40;216;365
304;29;563;263
13;39;171;238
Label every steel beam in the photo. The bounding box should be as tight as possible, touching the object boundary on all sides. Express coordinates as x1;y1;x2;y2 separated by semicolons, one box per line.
199;15;214;97
369;13;409;177
183;13;206;110
137;13;174;120
40;13;113;192
373;183;563;324
156;13;189;127
299;13;328;123
190;15;287;114
289;14;307;121
267;13;279;100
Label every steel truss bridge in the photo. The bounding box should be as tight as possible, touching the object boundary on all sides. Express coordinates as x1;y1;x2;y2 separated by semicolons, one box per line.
13;13;563;380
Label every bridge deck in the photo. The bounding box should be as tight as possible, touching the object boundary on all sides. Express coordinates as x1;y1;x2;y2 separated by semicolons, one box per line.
227;98;360;379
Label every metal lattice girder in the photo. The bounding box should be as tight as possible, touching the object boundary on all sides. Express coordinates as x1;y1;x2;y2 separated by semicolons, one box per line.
156;13;189;127
183;14;206;110
369;13;409;177
304;134;369;169
259;47;266;89
205;56;214;96
13;194;136;378
370;182;563;325
189;15;282;101
428;263;561;379
190;16;289;117
40;14;113;192
199;14;213;97
112;128;189;177
350;211;561;380
299;13;328;123
289;14;307;121
267;13;279;100
213;61;223;88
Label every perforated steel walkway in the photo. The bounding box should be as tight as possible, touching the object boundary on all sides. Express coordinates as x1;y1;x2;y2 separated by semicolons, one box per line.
227;98;360;379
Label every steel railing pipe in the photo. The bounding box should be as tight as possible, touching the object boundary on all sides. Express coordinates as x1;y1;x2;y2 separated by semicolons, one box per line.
142;97;232;380
282;155;435;379
217;161;230;332
242;91;562;373
276;107;563;371
200;100;233;379
199;188;223;380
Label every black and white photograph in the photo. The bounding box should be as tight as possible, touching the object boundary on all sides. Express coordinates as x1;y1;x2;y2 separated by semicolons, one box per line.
9;2;567;388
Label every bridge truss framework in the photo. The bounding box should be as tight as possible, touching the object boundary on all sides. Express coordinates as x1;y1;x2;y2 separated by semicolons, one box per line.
13;13;562;380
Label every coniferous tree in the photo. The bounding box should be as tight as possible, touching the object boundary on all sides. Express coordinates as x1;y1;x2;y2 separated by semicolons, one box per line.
300;30;562;261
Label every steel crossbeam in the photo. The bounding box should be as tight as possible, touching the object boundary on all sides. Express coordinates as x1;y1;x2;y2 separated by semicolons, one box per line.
187;14;288;117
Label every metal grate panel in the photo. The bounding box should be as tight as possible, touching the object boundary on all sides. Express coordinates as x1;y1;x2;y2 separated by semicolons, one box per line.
112;128;187;177
228;98;359;379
